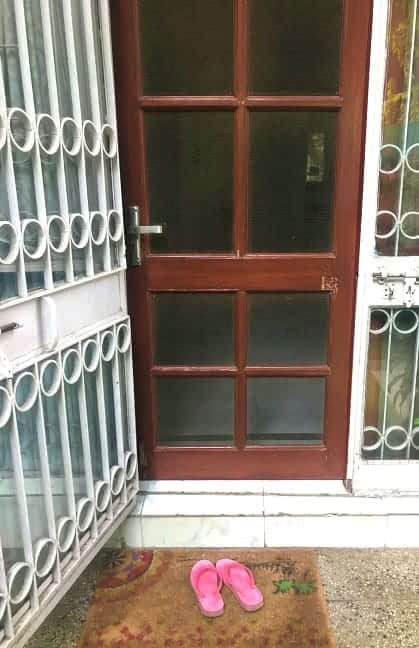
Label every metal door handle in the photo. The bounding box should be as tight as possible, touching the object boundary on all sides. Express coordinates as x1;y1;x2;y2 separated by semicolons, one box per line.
124;206;165;266
137;224;163;235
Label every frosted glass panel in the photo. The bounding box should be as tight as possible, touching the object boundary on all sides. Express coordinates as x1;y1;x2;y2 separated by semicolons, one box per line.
145;111;233;253
247;378;325;445
157;378;234;445
249;112;336;252
249;0;342;95
248;293;329;365
154;293;234;365
139;0;233;95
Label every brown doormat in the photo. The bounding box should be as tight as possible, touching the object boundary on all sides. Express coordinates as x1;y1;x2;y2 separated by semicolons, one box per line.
79;548;335;648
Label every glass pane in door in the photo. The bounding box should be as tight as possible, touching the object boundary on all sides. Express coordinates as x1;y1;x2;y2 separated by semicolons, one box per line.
139;0;233;95
157;377;234;445
248;293;329;365
249;111;337;252
247;377;325;445
153;293;234;365
145;111;233;253
249;0;342;95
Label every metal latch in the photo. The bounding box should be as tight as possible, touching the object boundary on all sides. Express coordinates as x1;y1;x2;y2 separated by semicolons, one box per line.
124;206;165;266
373;269;419;306
0;322;21;335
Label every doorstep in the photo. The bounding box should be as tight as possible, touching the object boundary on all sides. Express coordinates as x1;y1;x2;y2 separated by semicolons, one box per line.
118;481;419;549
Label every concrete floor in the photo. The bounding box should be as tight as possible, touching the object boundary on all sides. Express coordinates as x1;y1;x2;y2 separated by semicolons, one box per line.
27;549;419;647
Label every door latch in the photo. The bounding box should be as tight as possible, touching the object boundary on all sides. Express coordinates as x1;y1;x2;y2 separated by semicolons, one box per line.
373;268;418;306
124;206;164;266
403;277;417;308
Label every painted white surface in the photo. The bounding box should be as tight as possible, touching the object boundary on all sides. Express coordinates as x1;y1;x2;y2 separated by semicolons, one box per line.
121;487;419;548
139;480;265;494
265;516;388;548
140;517;265;549
347;0;390;488
141;494;264;517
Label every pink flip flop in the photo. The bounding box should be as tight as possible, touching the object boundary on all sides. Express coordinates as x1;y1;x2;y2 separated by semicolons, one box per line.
190;560;224;617
216;559;264;612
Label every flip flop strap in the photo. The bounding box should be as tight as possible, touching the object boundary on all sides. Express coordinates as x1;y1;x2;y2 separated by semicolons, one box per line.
225;563;255;588
195;567;223;595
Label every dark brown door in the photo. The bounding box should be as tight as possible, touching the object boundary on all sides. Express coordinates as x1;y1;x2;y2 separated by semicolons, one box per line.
112;0;372;479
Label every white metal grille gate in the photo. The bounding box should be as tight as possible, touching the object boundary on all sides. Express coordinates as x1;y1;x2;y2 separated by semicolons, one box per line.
0;1;138;645
349;0;419;493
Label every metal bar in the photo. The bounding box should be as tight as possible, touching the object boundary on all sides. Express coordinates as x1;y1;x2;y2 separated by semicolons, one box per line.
98;0;126;268
80;0;111;273
0;44;27;297
381;309;394;460
407;319;419;459
124;320;139;461
81;355;112;521
75;341;98;539
109;325;127;504
56;377;80;560
9;405;39;610
0;537;13;639
39;0;74;283
94;336;113;520
14;0;54;291
33;363;61;583
61;0;94;277
394;0;418;255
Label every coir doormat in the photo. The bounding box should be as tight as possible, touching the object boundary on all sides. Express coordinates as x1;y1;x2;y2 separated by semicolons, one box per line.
79;548;335;648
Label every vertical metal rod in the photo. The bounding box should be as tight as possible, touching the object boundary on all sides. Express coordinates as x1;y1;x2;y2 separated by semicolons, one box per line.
56;379;80;559
124;320;139;486
14;0;54;290
0;537;14;638
76;341;98;538
381;311;393;459
394;0;418;255
10;407;39;610
81;0;111;273
39;0;74;283
93;337;113;520
98;0;126;267
407;320;419;459
33;363;61;583
61;0;94;277
0;43;27;297
110;325;127;504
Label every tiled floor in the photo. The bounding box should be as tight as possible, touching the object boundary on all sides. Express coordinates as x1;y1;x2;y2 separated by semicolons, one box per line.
27;548;419;648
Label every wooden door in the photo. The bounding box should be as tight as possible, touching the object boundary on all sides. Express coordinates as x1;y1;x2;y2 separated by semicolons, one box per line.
111;0;373;479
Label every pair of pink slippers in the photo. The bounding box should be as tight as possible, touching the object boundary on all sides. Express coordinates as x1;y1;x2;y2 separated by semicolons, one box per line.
190;559;264;617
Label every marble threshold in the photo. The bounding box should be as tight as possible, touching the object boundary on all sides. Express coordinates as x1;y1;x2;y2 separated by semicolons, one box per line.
116;480;419;549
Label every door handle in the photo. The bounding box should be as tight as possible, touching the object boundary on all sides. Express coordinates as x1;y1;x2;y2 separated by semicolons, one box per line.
124;206;164;266
137;224;163;235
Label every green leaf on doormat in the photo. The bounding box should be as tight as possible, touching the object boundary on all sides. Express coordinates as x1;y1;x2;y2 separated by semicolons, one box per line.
293;581;316;595
273;579;316;595
273;579;295;594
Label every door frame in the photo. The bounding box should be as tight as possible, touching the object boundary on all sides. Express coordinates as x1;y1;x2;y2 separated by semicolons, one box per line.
111;0;374;480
